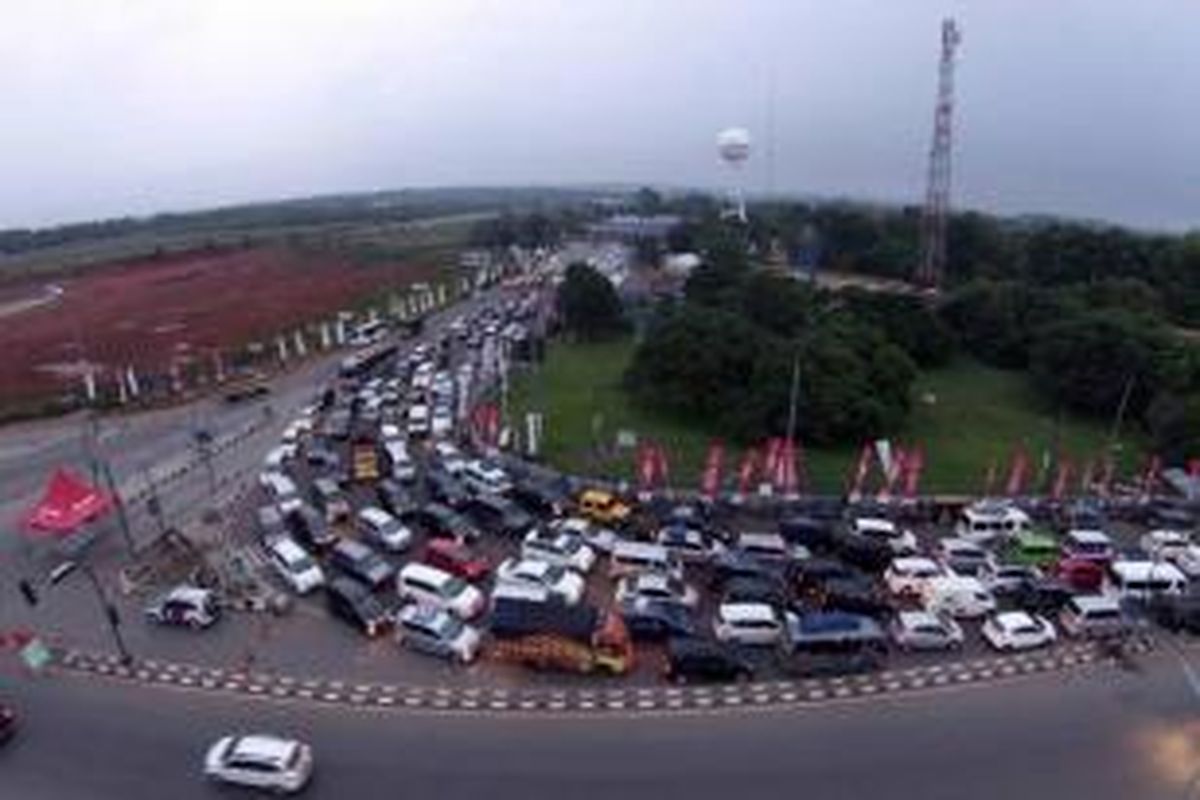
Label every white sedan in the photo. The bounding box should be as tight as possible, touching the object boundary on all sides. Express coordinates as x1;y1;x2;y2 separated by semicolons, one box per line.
495;558;585;606
204;734;313;794
614;572;699;610
520;529;596;574
981;611;1057;651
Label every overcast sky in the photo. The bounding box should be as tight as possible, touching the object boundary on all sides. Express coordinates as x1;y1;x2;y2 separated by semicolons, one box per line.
1;1;1197;231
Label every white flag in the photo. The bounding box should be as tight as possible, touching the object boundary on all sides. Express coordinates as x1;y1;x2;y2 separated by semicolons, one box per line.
127;365;141;397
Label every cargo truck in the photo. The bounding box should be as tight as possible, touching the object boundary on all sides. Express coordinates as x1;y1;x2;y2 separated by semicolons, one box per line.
487;599;633;675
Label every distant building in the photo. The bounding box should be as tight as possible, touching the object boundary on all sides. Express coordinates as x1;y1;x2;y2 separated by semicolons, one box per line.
587;214;682;244
662;252;702;277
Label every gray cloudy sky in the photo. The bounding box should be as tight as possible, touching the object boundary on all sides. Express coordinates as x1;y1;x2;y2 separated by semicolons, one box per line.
1;1;1197;231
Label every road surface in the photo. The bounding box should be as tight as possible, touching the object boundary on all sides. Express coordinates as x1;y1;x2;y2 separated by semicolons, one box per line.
1;649;1196;800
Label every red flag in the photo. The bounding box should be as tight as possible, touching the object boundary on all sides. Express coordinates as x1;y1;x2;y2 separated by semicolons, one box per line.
1099;456;1115;497
1079;458;1096;495
848;443;873;499
1189;458;1200;478
878;446;906;502
761;438;782;487
1051;457;1073;501
778;438;799;496
654;443;671;489
1005;447;1029;496
736;448;759;495
635;443;653;492
700;441;725;499
902;444;925;498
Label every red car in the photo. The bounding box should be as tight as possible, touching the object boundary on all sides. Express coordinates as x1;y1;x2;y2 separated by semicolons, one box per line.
1051;557;1104;593
422;539;490;583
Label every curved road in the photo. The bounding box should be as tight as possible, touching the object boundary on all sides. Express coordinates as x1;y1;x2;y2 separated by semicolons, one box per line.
2;652;1197;800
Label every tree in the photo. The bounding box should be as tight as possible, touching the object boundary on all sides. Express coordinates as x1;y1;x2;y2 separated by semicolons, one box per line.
1144;392;1200;464
557;263;626;340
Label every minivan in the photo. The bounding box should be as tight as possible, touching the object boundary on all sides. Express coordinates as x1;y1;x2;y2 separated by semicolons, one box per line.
1061;530;1114;564
264;536;325;594
1059;595;1128;639
396;563;485;620
609;541;682;580
259;471;302;514
1108;560;1187;602
920;576;996;618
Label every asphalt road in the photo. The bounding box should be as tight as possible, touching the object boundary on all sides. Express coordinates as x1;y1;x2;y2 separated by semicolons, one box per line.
2;650;1197;800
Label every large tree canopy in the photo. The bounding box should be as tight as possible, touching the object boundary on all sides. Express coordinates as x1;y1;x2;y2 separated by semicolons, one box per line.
556;262;626;340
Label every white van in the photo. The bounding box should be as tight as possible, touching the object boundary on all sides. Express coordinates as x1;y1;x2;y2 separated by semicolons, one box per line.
259;471;302;514
609;541;682;580
460;460;513;496
955;501;1032;544
1059;595;1127;638
1108;560;1187;602
264;536;325;595
406;404;430;437
397;563;485;620
920;576;996;618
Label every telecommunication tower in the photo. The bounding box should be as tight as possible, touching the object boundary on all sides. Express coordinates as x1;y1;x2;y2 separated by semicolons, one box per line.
915;18;961;290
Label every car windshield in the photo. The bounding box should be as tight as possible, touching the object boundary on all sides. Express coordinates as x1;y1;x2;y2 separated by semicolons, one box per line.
432;614;464;639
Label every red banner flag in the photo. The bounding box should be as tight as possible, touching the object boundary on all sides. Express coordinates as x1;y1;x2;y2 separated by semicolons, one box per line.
1005;447;1029;496
1051;457;1073;501
636;443;655;492
736;448;759;495
654;443;671;489
1189;458;1200;478
778;438;799;496
902;444;925;498
1079;458;1096;495
700;441;725;499
1099;456;1115;497
1140;454;1162;500
848;443;873;500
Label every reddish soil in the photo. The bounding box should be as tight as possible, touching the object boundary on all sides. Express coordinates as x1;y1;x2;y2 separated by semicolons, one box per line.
0;246;437;407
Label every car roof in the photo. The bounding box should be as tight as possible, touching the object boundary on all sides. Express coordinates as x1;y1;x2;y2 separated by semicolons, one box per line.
718;602;778;624
229;735;298;764
738;532;785;545
854;517;897;533
359;506;394;525
1067;529;1111;544
992;611;1037;629
940;537;985;552
1069;594;1120;611
400;562;452;584
269;537;309;562
890;557;939;572
398;604;451;626
1110;560;1185;581
165;585;211;603
897;610;943;627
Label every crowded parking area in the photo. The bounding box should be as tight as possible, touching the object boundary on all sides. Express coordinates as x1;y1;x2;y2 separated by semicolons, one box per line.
137;286;1200;689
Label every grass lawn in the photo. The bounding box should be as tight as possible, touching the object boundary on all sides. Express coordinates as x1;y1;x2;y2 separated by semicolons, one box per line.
507;337;1145;495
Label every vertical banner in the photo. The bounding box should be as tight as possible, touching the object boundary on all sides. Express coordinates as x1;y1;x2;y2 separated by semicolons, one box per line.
211;353;225;384
848;443;873;501
700;441;725;500
1098;456;1115;497
902;444;925;499
636;443;655;494
293;331;307;358
116;372;127;405
1005;447;1029;496
1079;458;1096;495
760;438;782;494
874;439;894;483
335;317;347;346
1139;454;1162;500
1051;457;1073;501
1188;458;1200;478
170;362;183;394
878;446;906;503
779;438;799;498
83;369;97;403
736;447;759;496
276;336;288;363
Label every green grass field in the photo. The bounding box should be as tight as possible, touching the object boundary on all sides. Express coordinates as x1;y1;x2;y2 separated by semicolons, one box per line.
508;338;1145;494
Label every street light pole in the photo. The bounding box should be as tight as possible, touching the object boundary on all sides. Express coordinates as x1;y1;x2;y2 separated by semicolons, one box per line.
50;561;133;665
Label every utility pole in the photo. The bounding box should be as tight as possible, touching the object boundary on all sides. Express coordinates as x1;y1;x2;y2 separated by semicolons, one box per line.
49;561;133;665
916;18;962;290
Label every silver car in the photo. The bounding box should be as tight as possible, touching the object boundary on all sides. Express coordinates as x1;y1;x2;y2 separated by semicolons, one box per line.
889;611;964;651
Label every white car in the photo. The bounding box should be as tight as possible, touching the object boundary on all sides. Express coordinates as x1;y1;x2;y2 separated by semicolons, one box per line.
264;536;324;594
1172;545;1200;579
406;404;430;436
1140;529;1193;562
357;506;413;553
655;525;719;563
431;409;454;438
614;572;699;610
204;735;313;794
550;516;619;554
521;529;596;573
397;563;485;620
263;444;297;469
981;611;1057;651
889;610;963;651
380;423;404;442
734;532;809;563
495;557;585;606
460;460;513;496
713;602;785;646
432;441;468;475
884;557;944;597
920;575;996;618
395;605;481;664
850;517;918;555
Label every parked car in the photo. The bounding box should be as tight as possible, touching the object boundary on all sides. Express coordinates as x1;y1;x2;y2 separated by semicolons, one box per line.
831;533;893;573
357;506;413;553
1139;529;1193;562
551;516;619;555
733;532;809;565
576;488;632;527
460;460;513;496
1009;577;1076;616
421;539;490;583
721;575;790;608
255;505;288;541
510;480;568;517
204;735;313;794
937;538;990;577
710;548;784;588
1173;546;1200;579
426;470;470;509
1003;529;1060;569
1061;529;1115;564
655;524;719;563
521;528;597;573
979;559;1041;596
1058;595;1128;639
815;577;894;619
1108;560;1188;602
325;577;392;637
890;610;964;651
395;604;481;663
1052;557;1105;593
145;586;219;629
1146;594;1200;634
848;517;918;556
495;558;586;606
920;575;996;618
408;503;481;542
285;504;338;551
713;602;785;646
778;515;835;552
981;611;1057;651
884;557;944;598
264;536;324;594
663;637;752;684
376;478;414;517
396;563;485;620
619;598;700;640
615;572;699;610
328;539;395;591
467;495;534;538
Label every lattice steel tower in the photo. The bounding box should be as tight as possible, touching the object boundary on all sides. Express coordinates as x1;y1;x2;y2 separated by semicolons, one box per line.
916;18;961;290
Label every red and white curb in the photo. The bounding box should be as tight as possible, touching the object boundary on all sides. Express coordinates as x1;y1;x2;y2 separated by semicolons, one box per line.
50;638;1154;715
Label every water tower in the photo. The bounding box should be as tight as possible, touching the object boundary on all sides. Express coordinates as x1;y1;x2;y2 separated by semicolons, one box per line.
716;127;751;223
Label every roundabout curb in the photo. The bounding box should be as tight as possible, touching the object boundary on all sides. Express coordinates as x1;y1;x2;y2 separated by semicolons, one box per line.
50;637;1155;715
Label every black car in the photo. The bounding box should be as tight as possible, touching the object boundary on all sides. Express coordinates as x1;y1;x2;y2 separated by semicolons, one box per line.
1148;594;1200;634
328;539;395;590
466;495;534;538
306;444;340;470
777;648;882;679
255;505;287;541
285;504;338;550
816;577;894;619
426;470;470;509
831;533;892;573
792;558;862;596
664;638;752;684
509;480;567;517
376;478;413;517
0;702;16;745
620;599;699;641
325;577;392;637
709;548;784;589
407;503;481;542
1009;577;1075;616
779;515;835;552
721;576;790;608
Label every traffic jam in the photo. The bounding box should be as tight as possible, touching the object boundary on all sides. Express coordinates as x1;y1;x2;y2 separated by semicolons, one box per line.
146;288;1200;686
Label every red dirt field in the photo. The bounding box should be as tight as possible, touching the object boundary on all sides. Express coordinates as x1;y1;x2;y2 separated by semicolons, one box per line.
0;246;438;408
